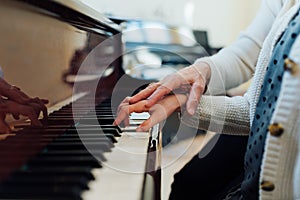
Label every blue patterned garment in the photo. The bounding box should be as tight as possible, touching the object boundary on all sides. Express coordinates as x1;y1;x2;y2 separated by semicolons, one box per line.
239;10;300;200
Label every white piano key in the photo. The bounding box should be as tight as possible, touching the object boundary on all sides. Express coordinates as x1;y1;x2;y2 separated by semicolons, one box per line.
81;127;153;200
130;112;150;120
48;92;88;114
123;126;139;132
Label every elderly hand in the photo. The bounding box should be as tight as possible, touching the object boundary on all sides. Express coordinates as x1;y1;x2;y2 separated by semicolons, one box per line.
113;93;188;132
128;61;211;115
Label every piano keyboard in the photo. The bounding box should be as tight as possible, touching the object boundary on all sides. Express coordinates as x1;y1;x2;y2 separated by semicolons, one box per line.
0;93;161;200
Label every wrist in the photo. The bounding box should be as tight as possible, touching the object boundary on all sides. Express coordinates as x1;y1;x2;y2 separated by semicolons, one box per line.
173;93;188;112
191;61;211;94
193;60;211;85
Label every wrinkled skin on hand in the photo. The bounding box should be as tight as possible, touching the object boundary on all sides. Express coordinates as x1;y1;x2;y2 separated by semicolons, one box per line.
114;93;188;132
114;62;211;131
129;62;210;115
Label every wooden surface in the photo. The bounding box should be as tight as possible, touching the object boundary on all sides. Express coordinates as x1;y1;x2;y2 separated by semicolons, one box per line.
0;0;86;105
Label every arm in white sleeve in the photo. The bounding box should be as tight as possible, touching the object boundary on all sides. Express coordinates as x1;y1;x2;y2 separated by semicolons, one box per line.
181;95;250;135
180;0;284;135
198;0;282;94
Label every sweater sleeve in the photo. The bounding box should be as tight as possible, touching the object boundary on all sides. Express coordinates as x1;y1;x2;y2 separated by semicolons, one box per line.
180;0;284;135
197;0;282;95
181;95;250;135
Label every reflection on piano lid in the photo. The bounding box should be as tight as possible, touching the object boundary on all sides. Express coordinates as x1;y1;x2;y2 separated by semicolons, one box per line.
0;0;161;199
18;0;121;35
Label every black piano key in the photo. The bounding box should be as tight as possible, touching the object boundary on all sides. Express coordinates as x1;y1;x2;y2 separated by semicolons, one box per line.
3;175;90;190
67;128;121;137
15;166;95;180
41;149;106;162
79;117;115;126
5;134;117;144
46;141;112;151
49;125;122;134
28;156;101;168
0;141;113;152
58;134;117;143
47;115;115;120
54;137;111;144
76;124;122;133
0;185;83;200
7;136;112;144
96;128;121;137
0;96;125;199
43;119;76;126
101;128;121;137
99;125;122;133
15;127;66;135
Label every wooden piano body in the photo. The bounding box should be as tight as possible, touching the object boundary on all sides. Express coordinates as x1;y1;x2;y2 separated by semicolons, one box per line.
0;0;161;199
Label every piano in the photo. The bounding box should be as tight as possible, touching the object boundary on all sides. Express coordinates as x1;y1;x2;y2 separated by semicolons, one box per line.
0;0;162;199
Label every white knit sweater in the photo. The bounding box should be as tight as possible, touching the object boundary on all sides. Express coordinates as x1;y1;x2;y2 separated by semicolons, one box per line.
182;0;300;199
260;36;300;199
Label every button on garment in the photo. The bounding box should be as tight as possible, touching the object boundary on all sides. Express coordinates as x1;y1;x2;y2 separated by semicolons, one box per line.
284;58;299;74
268;123;284;137
260;180;275;192
239;10;300;200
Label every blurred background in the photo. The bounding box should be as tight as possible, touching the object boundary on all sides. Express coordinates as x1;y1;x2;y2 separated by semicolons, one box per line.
80;0;261;47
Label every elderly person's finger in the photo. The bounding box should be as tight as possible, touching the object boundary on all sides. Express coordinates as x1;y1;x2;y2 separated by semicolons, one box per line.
129;62;210;112
137;94;188;132
145;64;209;109
186;79;206;115
129;82;161;104
113;99;150;126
